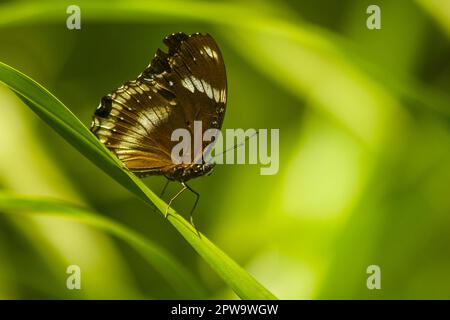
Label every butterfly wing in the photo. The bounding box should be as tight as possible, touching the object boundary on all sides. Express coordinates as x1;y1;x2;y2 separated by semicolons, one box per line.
90;32;227;176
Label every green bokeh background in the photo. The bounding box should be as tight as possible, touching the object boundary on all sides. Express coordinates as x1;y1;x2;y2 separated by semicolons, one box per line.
0;0;449;299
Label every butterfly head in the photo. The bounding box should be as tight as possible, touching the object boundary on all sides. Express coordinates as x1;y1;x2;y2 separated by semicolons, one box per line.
182;162;215;181
166;162;215;182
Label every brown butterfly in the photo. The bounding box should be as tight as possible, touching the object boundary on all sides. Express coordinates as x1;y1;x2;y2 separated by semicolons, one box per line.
90;32;227;226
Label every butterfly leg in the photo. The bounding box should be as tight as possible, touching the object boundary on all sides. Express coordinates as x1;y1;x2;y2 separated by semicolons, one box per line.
182;182;200;236
160;179;170;197
165;184;187;218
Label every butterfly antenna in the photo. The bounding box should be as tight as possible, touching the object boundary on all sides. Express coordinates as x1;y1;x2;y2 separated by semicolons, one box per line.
206;130;259;164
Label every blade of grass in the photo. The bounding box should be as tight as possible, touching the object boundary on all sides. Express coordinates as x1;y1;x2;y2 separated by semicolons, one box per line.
0;192;205;298
0;61;277;300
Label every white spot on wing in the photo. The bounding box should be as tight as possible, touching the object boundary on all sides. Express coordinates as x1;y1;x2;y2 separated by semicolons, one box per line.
114;96;127;106
202;79;213;100
121;92;131;100
97;129;112;137
191;76;204;93
213;88;220;103
220;89;226;103
204;46;214;59
134;86;143;94
182;77;195;93
127;87;137;95
100;120;116;130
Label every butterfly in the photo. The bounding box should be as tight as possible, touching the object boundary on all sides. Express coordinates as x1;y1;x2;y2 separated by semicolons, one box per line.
90;32;227;227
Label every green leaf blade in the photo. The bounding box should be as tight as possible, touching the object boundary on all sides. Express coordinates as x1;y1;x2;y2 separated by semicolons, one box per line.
0;61;277;300
0;192;206;298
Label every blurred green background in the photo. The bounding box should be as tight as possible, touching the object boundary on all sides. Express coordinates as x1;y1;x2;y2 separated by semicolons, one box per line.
0;0;449;299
